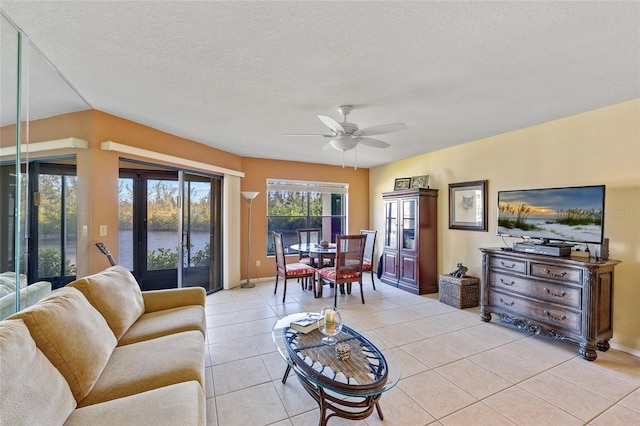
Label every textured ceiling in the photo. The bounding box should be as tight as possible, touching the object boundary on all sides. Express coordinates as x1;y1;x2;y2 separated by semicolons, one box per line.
2;1;639;168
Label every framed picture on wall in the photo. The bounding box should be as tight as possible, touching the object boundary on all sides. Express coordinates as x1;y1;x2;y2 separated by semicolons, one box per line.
410;175;429;189
449;180;488;231
394;177;411;191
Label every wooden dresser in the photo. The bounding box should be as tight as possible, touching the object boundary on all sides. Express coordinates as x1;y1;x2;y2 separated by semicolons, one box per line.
479;248;620;361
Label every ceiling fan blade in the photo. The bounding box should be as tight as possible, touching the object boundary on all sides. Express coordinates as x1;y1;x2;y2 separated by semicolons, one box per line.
357;137;390;149
353;123;407;137
317;115;345;134
283;133;330;137
321;142;335;151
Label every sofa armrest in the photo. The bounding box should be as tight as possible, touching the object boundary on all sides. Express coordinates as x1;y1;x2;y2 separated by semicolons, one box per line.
142;287;206;313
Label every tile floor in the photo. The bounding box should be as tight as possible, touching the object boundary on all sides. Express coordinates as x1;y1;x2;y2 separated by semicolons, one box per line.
204;276;640;426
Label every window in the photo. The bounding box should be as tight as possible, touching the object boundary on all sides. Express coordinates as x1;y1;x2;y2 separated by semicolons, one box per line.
266;179;347;256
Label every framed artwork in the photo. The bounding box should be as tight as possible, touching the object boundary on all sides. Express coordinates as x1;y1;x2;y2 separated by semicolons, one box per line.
410;175;430;189
394;177;411;191
449;180;488;231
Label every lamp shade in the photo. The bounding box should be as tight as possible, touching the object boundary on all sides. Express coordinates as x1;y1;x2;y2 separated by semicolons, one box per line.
241;191;259;201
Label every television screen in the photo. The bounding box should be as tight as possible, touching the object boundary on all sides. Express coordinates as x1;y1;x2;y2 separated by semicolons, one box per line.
497;185;605;244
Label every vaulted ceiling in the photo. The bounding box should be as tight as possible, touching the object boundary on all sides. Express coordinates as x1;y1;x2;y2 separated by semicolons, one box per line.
2;1;639;168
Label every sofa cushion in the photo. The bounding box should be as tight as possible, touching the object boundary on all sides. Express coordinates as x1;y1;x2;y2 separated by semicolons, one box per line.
65;381;204;426
0;272;27;298
78;330;205;407
68;265;145;340
118;305;206;346
0;319;77;424
8;287;117;403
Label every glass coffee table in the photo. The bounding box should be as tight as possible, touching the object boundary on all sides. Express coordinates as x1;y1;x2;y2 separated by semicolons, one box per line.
272;313;400;426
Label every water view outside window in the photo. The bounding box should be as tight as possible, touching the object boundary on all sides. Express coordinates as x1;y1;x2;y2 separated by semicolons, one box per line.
266;180;347;256
37;172;77;279
118;177;211;271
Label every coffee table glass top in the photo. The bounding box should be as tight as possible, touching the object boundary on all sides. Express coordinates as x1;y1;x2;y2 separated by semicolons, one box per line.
272;313;400;397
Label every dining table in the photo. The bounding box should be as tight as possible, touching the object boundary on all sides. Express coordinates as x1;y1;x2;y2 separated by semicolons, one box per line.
289;242;337;268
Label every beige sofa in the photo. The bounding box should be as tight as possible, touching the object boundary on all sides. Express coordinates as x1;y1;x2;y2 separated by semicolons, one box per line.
0;272;51;320
0;265;207;425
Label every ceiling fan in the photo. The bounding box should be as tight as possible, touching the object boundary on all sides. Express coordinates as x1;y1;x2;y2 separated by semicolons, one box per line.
285;105;407;167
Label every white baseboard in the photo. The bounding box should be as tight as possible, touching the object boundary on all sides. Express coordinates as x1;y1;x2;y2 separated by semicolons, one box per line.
609;342;640;358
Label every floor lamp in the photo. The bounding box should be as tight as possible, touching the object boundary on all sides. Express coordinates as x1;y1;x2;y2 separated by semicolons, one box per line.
241;191;259;288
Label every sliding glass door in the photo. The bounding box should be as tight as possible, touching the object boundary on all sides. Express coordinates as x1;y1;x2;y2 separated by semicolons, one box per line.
119;165;222;292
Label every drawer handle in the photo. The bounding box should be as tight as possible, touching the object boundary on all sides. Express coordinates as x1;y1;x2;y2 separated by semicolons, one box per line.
543;268;567;278
500;261;517;269
544;287;566;297
544;310;566;321
499;297;515;306
500;278;515;286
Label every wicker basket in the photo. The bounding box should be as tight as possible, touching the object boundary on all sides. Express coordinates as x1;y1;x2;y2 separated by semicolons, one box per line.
438;275;480;309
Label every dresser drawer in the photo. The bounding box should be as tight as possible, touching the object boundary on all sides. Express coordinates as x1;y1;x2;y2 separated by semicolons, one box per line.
531;262;583;284
489;291;581;334
489;256;527;274
489;272;581;309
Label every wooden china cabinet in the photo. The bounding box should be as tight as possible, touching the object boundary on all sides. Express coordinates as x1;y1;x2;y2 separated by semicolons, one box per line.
380;188;438;294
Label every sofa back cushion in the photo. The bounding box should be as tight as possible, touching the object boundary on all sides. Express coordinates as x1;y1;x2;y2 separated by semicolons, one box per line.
68;265;145;340
0;319;77;424
8;287;117;402
0;271;27;297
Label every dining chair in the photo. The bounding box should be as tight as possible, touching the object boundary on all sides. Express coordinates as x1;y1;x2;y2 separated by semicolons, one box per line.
318;234;367;306
273;232;318;302
360;229;377;290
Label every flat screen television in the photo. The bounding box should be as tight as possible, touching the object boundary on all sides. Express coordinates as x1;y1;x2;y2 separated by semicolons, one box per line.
497;185;605;245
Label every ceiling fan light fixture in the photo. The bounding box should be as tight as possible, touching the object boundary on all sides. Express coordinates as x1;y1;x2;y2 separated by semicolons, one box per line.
330;136;358;151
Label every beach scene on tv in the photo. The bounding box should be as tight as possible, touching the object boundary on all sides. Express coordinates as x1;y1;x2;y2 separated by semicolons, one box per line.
497;186;604;244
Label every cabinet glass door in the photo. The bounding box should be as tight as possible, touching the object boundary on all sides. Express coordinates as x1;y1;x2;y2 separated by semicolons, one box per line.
401;199;416;251
384;200;397;249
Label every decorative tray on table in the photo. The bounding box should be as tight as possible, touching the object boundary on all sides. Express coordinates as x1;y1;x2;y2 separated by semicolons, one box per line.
283;325;388;395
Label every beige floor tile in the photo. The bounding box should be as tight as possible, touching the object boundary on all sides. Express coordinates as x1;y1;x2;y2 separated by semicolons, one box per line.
203;281;639;425
252;331;278;355
405;316;459;338
619;388;640;414
519;372;614;421
439;401;515;426
590;405;640;425
435;359;512;399
206;322;251;344
469;348;545;383
261;350;290;382
206;396;218;426
212;356;272;395
386;347;430;379
209;336;259;365
484;386;583;426
373;323;429;347
364;386;436;426
399;370;477;419
215;382;289;426
548;357;639;400
273;377;319;417
401;339;463;368
430;328;495;357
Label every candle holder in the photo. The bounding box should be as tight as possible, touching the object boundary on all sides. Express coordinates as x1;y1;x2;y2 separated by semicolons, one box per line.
318;306;342;345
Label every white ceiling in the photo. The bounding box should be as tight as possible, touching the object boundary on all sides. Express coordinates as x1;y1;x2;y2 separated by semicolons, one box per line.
2;1;639;169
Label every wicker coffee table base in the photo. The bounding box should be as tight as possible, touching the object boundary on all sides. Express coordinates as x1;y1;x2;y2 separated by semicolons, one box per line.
283;365;384;426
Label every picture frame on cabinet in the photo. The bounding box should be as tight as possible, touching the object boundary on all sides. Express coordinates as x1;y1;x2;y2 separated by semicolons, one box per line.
449;180;488;231
410;175;430;189
394;177;411;191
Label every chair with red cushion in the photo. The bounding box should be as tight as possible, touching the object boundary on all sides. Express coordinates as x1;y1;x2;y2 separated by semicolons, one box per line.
360;229;377;290
273;232;317;302
318;234;366;307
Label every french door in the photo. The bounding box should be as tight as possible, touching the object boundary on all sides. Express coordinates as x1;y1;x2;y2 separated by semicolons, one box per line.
119;166;222;292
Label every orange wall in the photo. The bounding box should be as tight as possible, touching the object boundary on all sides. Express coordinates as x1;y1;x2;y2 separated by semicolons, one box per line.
240;157;369;280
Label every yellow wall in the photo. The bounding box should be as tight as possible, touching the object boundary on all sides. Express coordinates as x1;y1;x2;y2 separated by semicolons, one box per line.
370;99;640;354
240;157;369;280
